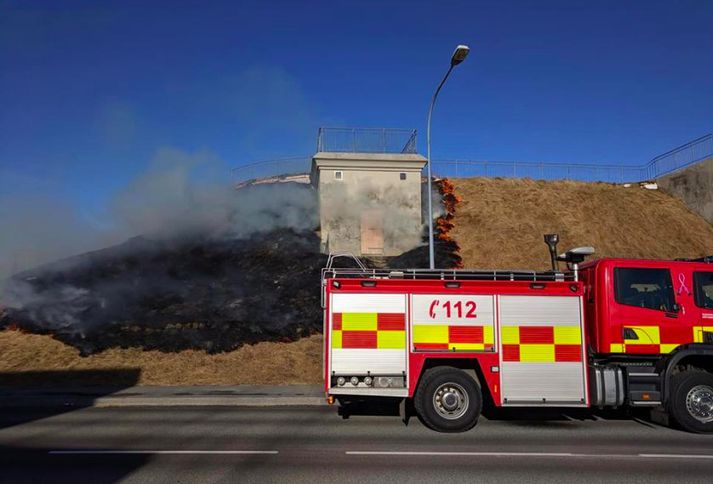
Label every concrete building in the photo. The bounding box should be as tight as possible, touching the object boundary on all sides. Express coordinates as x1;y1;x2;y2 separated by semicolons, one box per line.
311;128;427;256
658;156;713;225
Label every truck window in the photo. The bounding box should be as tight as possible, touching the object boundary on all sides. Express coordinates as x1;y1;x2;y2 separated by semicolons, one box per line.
694;272;713;309
614;267;676;312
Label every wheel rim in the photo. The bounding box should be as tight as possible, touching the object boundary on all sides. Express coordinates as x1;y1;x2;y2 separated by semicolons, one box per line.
685;385;713;424
433;382;469;420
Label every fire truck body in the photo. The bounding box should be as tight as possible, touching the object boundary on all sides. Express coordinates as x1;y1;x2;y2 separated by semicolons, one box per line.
322;247;713;433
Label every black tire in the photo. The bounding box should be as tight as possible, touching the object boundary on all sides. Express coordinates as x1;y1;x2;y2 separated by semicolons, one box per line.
414;366;482;433
669;370;713;434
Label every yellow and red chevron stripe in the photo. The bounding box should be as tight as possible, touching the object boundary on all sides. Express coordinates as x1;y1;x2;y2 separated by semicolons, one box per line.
609;326;682;354
331;312;405;349
413;324;494;351
501;326;582;363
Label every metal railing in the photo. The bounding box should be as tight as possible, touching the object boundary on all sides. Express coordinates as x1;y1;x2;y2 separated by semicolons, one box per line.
432;133;713;182
316;127;418;154
232;156;312;186
234;133;712;185
430;160;648;183
322;267;573;282
643;133;713;179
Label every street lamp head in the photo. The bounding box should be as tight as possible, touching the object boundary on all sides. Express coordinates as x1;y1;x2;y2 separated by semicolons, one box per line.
450;44;470;66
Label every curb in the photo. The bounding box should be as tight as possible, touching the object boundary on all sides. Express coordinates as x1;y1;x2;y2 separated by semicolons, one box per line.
0;396;326;408
0;385;326;408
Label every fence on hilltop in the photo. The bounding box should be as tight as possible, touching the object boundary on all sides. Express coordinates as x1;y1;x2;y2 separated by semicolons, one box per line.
233;132;713;185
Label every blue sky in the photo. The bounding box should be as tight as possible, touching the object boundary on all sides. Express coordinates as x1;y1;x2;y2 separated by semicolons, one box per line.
1;0;712;218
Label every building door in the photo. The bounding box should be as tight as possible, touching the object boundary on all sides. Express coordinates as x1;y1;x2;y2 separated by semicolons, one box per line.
361;210;384;255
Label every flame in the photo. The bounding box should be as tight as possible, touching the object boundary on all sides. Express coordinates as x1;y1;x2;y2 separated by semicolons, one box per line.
4;322;23;332
435;178;463;268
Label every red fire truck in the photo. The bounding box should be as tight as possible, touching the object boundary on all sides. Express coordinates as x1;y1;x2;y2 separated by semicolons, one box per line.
321;236;713;433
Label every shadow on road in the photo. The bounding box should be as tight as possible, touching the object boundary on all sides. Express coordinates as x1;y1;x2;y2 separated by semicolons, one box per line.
0;445;151;483
0;368;141;431
0;369;146;482
337;397;402;419
336;397;660;429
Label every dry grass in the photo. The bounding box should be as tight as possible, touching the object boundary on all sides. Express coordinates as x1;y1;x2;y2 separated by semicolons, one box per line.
0;329;322;386
451;177;713;270
3;177;713;386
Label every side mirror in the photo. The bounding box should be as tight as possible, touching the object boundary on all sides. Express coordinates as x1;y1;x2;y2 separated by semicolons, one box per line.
671;303;681;313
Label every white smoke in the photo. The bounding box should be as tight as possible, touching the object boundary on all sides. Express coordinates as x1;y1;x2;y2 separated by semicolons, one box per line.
110;148;317;241
0;147;318;282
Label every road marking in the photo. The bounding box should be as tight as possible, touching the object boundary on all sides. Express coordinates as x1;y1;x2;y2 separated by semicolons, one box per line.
346;451;713;460
49;450;278;455
346;451;573;457
639;454;713;460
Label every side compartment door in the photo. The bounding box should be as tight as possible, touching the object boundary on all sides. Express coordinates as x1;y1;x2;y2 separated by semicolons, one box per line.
411;294;496;352
330;293;407;376
499;295;587;406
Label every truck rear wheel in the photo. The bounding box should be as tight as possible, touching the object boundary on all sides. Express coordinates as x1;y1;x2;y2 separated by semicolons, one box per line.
669;370;713;434
414;367;481;433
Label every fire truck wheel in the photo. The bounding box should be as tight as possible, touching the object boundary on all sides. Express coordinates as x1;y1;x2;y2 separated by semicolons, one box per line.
669;370;713;434
414;367;482;433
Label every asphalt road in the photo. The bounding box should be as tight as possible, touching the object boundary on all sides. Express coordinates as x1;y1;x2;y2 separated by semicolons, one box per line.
1;403;713;483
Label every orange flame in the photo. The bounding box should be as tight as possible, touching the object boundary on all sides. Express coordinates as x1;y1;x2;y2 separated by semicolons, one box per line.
435;178;463;268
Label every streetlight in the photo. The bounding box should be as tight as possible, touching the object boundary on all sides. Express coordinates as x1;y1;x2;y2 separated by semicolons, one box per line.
426;44;470;269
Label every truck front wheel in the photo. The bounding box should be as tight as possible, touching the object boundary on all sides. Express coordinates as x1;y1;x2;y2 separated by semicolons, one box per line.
669;370;713;434
414;367;482;433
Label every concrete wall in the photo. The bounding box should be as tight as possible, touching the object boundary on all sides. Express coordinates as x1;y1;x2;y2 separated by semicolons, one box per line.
657;157;713;225
312;152;427;256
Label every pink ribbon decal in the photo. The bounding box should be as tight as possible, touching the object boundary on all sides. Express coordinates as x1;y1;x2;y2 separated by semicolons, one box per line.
678;273;690;296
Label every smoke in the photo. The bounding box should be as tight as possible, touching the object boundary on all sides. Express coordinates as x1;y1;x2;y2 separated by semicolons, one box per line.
110;148;318;242
319;177;432;255
0;196;112;283
0;147;318;282
0;147;320;339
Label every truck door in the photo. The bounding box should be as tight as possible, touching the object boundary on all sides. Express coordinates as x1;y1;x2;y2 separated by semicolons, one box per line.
692;271;713;343
328;292;407;390
610;266;683;354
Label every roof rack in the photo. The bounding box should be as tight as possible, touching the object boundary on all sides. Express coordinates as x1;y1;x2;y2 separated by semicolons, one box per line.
322;267;573;282
320;253;576;308
321;253;574;283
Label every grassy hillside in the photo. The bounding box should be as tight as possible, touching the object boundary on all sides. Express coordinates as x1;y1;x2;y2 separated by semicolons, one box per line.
451;178;713;270
3;177;712;386
0;329;322;386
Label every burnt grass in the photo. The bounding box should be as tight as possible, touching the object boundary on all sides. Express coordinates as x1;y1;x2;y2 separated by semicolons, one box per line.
0;228;458;355
1;230;325;354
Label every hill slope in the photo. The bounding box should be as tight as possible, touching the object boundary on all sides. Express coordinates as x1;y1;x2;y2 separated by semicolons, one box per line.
451;178;713;269
2;177;713;385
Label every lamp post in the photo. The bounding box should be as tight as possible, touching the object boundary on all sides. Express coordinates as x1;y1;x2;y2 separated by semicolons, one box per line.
426;44;470;270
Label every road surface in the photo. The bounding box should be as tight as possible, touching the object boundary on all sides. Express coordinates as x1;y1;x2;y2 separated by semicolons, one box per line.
1;403;712;483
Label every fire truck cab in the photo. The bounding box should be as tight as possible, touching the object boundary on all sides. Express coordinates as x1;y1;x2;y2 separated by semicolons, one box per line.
321;241;713;433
